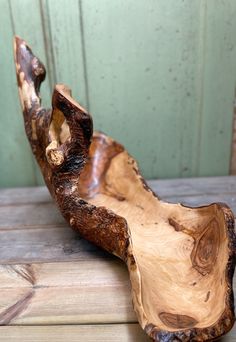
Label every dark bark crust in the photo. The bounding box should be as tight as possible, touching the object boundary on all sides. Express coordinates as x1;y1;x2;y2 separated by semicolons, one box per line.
14;36;236;342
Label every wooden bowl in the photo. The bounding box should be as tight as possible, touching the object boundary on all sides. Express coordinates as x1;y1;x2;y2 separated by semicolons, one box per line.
14;36;236;341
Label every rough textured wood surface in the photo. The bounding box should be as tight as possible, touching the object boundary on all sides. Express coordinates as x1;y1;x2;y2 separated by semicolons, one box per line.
0;179;235;341
13;37;236;341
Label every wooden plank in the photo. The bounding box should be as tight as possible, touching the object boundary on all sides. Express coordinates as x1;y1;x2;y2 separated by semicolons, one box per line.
1;198;236;263
198;1;236;176
0;0;36;187
1;324;235;342
0;227;110;264
0;260;135;325
1;176;236;206
162;194;236;213
0;260;234;328
1;178;236;232
0;324;150;342
148;176;236;198
46;0;88;108
0;187;51;206
0;180;235;340
0;202;66;229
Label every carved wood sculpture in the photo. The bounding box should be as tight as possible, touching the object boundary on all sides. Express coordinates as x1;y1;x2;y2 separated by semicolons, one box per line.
14;36;236;341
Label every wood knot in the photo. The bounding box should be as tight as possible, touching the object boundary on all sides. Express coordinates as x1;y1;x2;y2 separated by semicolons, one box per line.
46;141;64;166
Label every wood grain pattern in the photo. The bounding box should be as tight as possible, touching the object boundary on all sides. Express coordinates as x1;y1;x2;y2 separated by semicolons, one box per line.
0;325;150;342
0;260;136;325
0;324;235;342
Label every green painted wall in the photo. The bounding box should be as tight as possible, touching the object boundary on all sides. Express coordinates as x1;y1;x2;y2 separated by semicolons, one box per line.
0;0;236;187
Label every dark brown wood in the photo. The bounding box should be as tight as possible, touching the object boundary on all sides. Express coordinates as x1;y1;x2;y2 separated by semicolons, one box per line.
14;36;236;342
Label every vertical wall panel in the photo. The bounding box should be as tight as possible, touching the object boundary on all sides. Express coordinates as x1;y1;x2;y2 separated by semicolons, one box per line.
0;0;36;187
81;0;207;178
82;0;236;179
198;0;236;176
47;0;88;108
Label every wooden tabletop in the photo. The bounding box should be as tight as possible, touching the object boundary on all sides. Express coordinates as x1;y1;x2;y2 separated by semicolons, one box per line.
0;176;235;341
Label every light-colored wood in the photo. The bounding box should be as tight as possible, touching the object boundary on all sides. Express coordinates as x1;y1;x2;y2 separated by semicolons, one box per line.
0;258;235;327
0;324;234;342
0;324;150;342
0;260;136;325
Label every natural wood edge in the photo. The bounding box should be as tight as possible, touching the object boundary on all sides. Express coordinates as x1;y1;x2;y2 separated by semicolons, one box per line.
145;204;236;341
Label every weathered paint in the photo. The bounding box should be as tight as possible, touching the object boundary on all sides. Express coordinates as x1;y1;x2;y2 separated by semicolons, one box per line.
0;0;236;186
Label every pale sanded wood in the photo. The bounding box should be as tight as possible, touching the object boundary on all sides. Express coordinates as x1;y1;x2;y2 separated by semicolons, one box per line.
0;260;136;325
0;324;150;342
